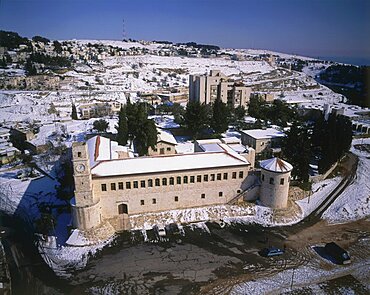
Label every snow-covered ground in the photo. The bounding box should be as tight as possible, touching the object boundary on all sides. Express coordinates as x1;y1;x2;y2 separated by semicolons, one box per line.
322;138;370;223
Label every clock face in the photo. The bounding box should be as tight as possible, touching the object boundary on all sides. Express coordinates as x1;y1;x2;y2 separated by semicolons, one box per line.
75;163;86;173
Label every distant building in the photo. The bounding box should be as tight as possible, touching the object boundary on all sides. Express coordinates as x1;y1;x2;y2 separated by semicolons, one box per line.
77;101;122;119
189;70;252;107
148;129;177;156
250;92;275;103
0;127;20;165
240;128;286;155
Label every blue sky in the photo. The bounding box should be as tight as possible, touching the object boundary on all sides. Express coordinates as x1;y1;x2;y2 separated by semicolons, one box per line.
1;0;369;60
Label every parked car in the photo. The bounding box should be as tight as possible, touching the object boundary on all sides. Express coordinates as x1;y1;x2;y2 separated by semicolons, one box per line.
324;242;351;264
259;247;284;257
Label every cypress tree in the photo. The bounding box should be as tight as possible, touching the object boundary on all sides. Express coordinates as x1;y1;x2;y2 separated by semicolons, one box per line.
211;97;230;134
115;106;129;146
71;104;78;120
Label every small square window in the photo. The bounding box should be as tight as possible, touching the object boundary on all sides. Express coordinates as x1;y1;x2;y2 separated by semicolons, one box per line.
126;182;131;189
174;196;178;202
219;191;223;197
77;152;82;158
217;173;221;180
166;147;171;151
239;171;244;179
223;173;228;180
101;184;107;191
201;193;205;199
141;180;146;188
152;198;157;204
237;189;241;193
148;179;153;187
118;182;124;190
140;200;145;205
280;178;284;185
190;176;195;183
111;183;116;190
183;176;188;184
204;175;208;182
197;175;202;182
232;172;237;179
133;181;138;188
210;174;215;181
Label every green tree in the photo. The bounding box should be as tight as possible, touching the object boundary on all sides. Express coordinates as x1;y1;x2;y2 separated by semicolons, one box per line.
25;58;37;76
93;119;109;133
115;106;129;146
71;103;78;120
135;119;158;156
184;101;210;139
211;97;230;134
313;113;352;173
34;213;55;235
281;123;311;182
53;40;63;53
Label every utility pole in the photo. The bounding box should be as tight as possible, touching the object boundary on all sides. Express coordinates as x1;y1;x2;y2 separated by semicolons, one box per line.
290;267;295;290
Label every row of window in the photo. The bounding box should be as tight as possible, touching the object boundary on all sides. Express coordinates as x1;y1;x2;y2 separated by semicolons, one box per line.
101;171;245;192
261;174;287;185
139;192;225;206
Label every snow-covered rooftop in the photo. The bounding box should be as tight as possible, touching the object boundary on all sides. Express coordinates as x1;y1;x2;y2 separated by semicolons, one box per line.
260;157;293;173
157;129;177;145
91;149;249;178
241;128;286;140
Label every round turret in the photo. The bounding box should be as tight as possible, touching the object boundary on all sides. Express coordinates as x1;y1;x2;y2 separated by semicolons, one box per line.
259;157;292;209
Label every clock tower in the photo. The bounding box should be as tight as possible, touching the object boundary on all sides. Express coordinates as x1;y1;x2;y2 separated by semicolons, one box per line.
71;141;101;230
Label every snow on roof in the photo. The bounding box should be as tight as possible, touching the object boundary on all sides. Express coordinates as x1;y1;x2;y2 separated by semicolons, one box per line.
195;138;222;145
241;128;286;140
157;129;177;145
199;143;223;152
87;136;113;167
91;150;249;177
221;137;241;144
260;157;293;173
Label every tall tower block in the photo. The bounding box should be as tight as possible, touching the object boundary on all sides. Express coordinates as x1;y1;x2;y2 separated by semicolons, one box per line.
259;157;292;209
71;142;101;230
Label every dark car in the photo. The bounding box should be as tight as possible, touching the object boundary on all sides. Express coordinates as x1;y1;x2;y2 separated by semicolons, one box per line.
324;242;351;265
259;247;284;257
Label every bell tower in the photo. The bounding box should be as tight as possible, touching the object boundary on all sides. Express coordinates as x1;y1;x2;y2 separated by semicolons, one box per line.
71;142;101;230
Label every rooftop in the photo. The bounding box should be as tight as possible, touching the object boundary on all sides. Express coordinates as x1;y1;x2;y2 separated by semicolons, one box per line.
241;128;285;140
260;157;293;173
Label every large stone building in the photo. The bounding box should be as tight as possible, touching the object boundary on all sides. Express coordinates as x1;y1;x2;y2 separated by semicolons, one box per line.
71;136;292;233
189;70;252;107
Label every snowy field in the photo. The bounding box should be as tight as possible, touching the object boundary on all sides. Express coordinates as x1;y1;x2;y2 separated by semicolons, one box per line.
322;138;370;223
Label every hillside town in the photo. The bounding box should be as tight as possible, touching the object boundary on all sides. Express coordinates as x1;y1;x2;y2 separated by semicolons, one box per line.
0;29;369;294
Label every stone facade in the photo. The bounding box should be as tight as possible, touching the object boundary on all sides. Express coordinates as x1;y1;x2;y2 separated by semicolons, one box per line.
189;70;251;107
259;158;292;209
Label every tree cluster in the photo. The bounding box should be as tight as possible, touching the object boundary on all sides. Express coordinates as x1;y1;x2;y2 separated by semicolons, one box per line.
282;113;353;181
93;119;109;133
32;35;50;44
26;52;71;68
116;102;158;156
0;30;30;49
182;99;246;139
248;97;298;127
312;114;353;173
